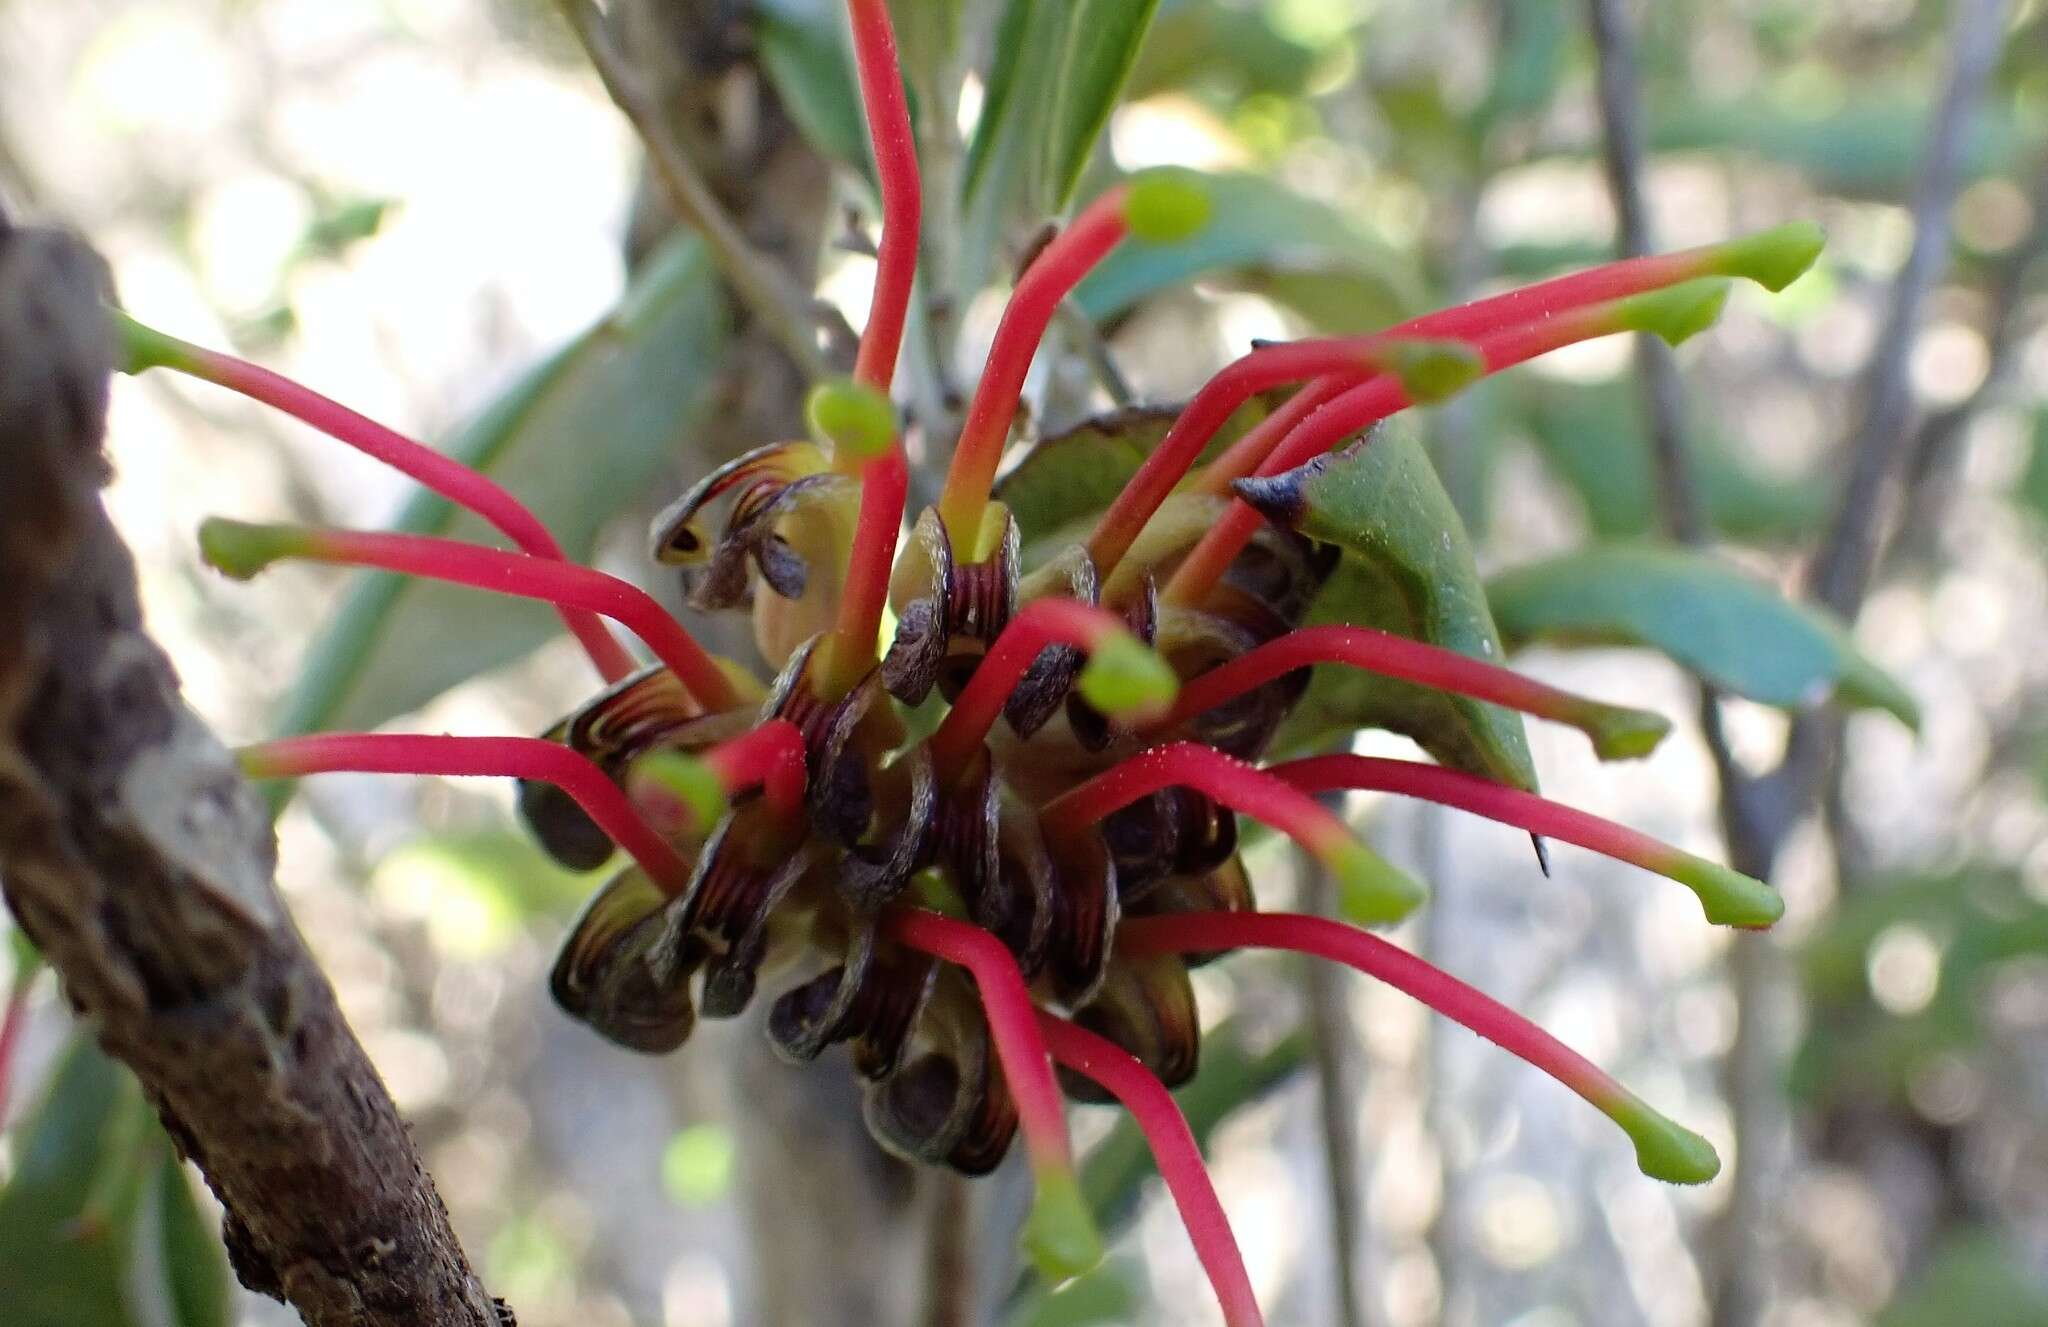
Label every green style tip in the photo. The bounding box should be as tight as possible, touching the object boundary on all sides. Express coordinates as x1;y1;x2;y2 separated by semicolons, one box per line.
1383;338;1484;404
806;378;897;460
1616;278;1731;348
111;309;192;375
1024;1169;1105;1282
1615;1102;1722;1185
1708;221;1826;293
629;750;728;837
1123;169;1211;245
1077;634;1179;718
1583;704;1673;761
197;517;307;581
1677;859;1784;930
1329;841;1428;926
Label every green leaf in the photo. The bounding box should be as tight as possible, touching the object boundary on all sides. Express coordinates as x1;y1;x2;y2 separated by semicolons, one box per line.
1038;0;1160;209
995;395;1286;564
270;232;731;744
0;1034;227;1327
1517;380;1829;543
1073;171;1420;327
148;1153;233;1327
755;0;872;177
960;0;1159;282
1262;421;1540;792
1124;3;1320;104
1791;867;2048;1107
1485;545;1919;728
1077;1021;1304;1236
1647;97;2021;199
1879;1230;2048;1327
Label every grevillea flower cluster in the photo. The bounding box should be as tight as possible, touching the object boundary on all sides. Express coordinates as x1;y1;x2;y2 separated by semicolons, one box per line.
115;4;1825;1321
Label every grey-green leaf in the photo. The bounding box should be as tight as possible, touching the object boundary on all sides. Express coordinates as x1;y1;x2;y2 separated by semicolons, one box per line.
1264;421;1540;792
271;232;730;743
1486;545;1919;728
1518;380;1828;543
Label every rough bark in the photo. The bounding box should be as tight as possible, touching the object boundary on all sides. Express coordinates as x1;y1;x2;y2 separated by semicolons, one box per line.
0;217;504;1327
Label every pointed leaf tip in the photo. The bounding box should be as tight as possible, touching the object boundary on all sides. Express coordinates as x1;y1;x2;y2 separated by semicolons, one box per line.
1619;1108;1722;1185
1330;842;1428;926
1025;1169;1105;1281
1618;279;1731;347
1123;170;1212;245
197;517;303;581
1077;634;1179;717
1711;221;1825;293
807;379;897;459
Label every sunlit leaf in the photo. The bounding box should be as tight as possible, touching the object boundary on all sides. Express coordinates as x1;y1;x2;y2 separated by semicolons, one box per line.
271;232;731;743
1486;545;1918;727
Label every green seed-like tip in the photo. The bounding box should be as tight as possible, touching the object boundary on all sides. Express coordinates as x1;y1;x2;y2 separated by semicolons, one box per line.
1616;278;1732;347
806;378;897;459
1024;1169;1104;1282
1123;169;1212;244
1330;841;1429;926
1383;338;1484;404
1077;634;1179;717
111;309;191;375
197;517;304;581
1616;1103;1722;1185
629;750;728;836
1679;860;1784;929
232;747;282;780
1709;221;1826;292
1585;705;1673;761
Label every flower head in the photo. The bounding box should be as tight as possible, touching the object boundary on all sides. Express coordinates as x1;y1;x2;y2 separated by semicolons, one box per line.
136;4;1823;1319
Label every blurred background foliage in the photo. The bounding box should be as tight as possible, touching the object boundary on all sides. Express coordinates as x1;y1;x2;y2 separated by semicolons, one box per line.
2;0;2046;1324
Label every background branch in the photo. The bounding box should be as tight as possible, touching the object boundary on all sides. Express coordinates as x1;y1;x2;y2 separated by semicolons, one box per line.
0;220;504;1326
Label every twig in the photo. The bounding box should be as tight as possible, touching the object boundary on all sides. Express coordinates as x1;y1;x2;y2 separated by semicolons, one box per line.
1807;0;2012;618
0;224;506;1326
553;0;834;381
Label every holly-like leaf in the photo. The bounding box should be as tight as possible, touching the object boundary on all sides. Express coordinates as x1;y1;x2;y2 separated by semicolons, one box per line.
1485;545;1918;728
1259;422;1540;791
1073;171;1420;328
270;232;731;743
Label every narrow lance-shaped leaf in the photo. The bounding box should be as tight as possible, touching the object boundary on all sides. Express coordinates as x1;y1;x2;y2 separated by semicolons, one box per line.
1485;545;1918;729
271;232;731;744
